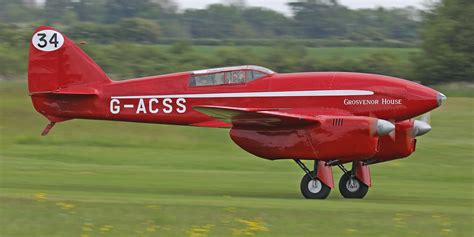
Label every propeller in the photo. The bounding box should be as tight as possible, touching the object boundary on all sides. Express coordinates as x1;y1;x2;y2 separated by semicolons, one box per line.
375;119;395;136
368;112;395;137
387;113;431;140
420;112;431;124
412;113;432;137
368;113;431;138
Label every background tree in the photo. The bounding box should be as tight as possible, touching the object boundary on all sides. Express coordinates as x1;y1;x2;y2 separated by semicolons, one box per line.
241;7;292;38
2;0;471;85
104;0;153;23
414;0;474;83
71;0;107;22
289;0;350;38
43;0;75;24
116;18;161;43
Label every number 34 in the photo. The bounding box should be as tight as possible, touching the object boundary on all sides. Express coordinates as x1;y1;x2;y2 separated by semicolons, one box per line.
32;30;64;52
36;32;59;48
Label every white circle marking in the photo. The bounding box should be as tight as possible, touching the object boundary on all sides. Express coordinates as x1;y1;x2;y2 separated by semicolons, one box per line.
32;30;65;52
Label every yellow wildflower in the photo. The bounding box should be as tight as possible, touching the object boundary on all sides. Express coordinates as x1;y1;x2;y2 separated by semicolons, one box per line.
82;223;94;232
34;192;47;202
56;202;75;210
100;225;114;232
146;225;158;232
233;218;269;236
442;222;452;226
186;224;214;237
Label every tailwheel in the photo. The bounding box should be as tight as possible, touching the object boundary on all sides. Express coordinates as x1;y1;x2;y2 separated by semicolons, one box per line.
338;172;369;199
300;172;331;199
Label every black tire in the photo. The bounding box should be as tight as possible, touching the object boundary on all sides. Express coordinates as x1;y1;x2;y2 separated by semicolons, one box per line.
300;172;331;199
339;172;369;199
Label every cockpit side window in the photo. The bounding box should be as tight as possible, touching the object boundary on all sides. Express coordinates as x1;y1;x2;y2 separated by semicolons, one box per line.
246;70;267;82
225;72;232;83
190;72;225;86
213;72;225;85
229;71;245;84
189;69;268;87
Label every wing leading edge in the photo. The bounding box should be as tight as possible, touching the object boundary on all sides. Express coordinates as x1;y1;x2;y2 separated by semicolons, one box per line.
193;105;320;127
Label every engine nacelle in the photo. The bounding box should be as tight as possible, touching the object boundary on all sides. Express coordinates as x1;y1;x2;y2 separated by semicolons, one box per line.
371;120;416;163
230;116;380;161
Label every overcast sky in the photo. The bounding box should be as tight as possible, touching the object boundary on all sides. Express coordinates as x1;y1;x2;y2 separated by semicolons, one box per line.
176;0;429;14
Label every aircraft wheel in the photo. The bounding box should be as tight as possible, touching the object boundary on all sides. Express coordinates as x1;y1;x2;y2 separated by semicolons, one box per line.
339;172;369;199
300;172;331;199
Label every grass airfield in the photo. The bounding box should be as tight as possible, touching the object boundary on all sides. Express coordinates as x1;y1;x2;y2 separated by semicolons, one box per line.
0;81;473;237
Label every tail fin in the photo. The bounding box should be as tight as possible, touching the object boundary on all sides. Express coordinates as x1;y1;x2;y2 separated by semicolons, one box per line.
28;26;111;94
28;26;111;128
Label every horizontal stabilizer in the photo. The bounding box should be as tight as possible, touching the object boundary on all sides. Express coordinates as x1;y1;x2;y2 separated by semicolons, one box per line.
30;86;98;96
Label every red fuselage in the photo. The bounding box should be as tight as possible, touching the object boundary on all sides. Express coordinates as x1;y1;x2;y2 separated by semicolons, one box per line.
40;71;439;126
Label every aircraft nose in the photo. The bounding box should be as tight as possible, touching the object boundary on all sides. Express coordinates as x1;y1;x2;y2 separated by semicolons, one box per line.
437;92;447;106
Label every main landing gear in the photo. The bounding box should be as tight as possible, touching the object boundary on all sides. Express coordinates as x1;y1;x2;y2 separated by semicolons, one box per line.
295;160;331;199
294;160;371;199
337;162;369;199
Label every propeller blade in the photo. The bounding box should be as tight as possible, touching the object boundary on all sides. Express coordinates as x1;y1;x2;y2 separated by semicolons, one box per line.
420;112;431;124
388;119;396;140
389;129;396;140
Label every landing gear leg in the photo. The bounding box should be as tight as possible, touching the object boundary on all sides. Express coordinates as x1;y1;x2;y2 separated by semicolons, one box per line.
338;161;370;199
295;160;332;199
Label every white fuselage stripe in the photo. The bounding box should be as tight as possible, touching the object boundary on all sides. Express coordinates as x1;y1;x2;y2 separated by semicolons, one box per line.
111;90;374;99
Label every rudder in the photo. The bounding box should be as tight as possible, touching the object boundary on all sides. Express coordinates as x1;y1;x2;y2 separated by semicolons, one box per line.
28;26;112;128
28;26;111;94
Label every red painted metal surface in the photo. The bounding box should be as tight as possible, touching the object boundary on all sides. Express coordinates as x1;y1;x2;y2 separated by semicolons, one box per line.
354;161;371;187
372;120;417;162
28;26;443;168
230;116;379;161
317;161;334;188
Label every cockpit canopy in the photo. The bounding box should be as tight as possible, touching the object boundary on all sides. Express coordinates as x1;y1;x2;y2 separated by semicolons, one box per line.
189;65;275;87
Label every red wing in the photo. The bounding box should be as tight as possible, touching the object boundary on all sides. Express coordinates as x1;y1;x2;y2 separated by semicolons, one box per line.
193;105;320;127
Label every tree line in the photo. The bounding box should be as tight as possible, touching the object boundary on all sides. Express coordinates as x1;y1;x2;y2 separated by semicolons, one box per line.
0;0;472;84
1;0;420;44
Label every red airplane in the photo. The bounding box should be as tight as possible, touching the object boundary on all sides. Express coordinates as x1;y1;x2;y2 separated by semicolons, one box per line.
28;26;446;199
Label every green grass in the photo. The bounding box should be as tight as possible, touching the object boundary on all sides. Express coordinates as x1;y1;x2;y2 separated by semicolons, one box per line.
0;80;473;237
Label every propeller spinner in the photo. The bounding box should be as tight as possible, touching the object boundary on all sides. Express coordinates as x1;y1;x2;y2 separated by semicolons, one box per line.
413;113;432;137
